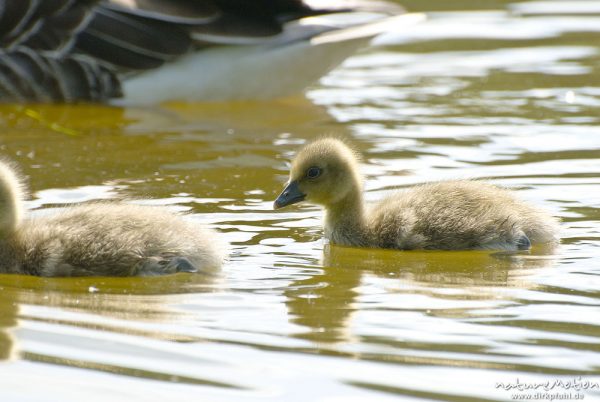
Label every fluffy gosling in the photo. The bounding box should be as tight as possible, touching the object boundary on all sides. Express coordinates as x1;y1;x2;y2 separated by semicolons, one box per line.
274;138;559;251
0;160;226;277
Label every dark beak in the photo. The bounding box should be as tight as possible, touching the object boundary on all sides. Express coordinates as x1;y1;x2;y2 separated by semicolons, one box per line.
274;180;306;209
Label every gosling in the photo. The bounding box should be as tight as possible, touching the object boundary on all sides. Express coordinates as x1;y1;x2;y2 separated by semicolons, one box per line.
0;160;226;277
274;138;559;251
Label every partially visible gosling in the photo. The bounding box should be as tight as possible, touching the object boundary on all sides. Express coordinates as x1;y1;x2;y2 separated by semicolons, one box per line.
0;160;226;277
274;138;559;251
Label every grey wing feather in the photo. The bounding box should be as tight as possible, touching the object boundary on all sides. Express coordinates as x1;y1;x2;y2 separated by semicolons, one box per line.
0;47;121;102
1;0;99;52
0;0;119;102
74;7;193;69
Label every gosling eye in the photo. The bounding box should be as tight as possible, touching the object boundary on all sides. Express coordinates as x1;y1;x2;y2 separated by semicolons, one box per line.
306;166;322;179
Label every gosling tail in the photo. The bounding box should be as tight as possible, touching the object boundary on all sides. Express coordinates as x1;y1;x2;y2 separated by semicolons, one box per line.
523;209;561;245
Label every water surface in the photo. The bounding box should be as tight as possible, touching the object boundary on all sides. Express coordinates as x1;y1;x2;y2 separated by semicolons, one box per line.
1;1;599;401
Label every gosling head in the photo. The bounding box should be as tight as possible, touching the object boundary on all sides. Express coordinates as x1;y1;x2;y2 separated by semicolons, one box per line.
0;159;26;235
274;138;363;209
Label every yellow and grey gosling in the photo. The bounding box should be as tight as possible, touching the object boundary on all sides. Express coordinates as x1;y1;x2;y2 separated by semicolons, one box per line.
0;160;226;277
274;138;559;251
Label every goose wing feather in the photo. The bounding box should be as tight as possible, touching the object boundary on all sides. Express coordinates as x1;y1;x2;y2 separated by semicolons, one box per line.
0;48;121;102
105;0;219;24
1;0;99;51
75;6;192;69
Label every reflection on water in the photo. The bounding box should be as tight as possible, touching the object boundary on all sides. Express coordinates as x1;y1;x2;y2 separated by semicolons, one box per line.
287;244;558;344
1;0;600;400
0;290;18;361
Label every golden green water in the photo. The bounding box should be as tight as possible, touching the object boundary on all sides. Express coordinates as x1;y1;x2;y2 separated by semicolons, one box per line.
1;1;600;400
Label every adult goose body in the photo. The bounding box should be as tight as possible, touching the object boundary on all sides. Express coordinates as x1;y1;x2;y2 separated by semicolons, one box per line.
0;0;421;104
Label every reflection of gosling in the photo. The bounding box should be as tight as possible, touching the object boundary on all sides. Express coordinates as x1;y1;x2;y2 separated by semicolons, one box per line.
274;138;559;251
0;160;226;277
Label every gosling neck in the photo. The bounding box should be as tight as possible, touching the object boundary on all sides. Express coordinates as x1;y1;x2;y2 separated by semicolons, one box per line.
0;163;24;237
323;188;369;247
